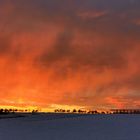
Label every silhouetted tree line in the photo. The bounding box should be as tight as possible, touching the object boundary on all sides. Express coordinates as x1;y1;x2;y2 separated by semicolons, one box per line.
0;108;38;115
54;109;101;114
54;109;140;114
0;109;16;114
32;110;38;114
111;109;140;114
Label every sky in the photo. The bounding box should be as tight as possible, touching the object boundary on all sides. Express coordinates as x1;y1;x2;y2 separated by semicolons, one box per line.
0;0;140;110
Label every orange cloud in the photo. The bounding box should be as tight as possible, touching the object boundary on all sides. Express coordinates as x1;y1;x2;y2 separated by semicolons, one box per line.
0;0;140;110
132;19;140;26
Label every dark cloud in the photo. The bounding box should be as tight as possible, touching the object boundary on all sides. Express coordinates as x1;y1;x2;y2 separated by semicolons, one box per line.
37;31;128;73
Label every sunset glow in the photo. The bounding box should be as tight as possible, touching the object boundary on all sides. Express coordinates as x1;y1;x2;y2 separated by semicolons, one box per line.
0;0;140;111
